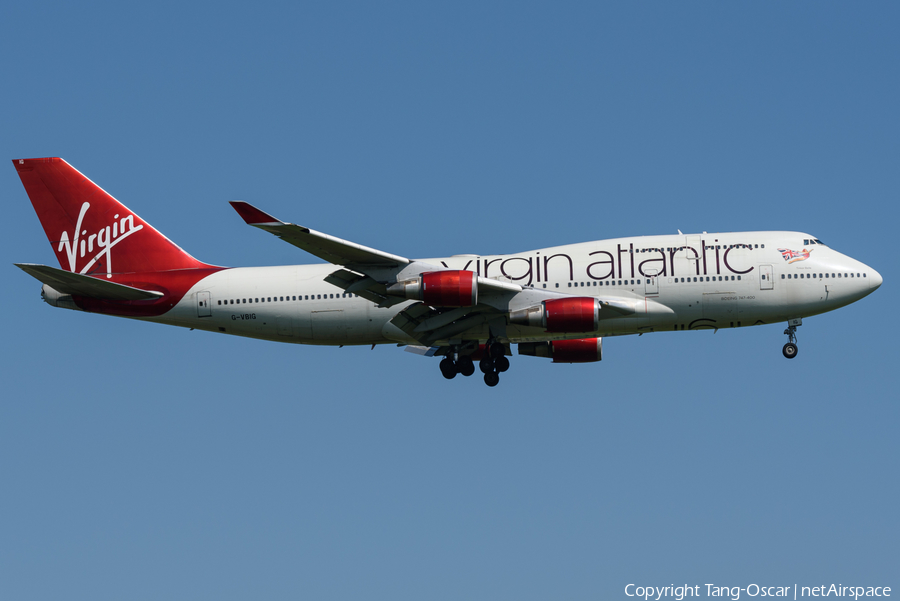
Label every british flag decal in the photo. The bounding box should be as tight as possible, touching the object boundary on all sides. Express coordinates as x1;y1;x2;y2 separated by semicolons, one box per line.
778;248;813;263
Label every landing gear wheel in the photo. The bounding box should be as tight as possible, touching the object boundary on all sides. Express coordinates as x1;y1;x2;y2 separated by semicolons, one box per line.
490;342;505;359
782;320;801;360
479;357;493;374
495;355;510;373
440;357;458;379
782;343;798;359
484;371;500;387
458;356;475;377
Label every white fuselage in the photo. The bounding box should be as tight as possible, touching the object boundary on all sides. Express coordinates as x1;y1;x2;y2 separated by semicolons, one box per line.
143;231;881;347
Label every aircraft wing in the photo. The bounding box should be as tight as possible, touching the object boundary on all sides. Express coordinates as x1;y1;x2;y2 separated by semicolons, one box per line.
230;201;524;305
15;263;164;301
230;201;409;268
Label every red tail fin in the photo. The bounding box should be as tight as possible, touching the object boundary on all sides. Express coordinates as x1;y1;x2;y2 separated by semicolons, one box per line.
14;158;210;275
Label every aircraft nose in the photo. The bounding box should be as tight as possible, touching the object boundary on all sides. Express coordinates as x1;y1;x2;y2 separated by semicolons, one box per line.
869;267;883;290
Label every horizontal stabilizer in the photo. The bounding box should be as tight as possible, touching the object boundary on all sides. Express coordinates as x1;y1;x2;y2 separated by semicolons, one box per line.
15;263;164;301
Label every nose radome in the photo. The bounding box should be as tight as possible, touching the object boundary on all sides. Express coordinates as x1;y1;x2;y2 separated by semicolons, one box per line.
869;267;883;290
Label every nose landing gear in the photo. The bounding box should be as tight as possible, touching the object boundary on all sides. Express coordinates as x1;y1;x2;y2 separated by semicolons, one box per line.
782;318;801;359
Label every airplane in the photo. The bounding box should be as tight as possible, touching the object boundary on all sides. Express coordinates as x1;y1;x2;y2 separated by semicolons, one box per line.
13;157;883;386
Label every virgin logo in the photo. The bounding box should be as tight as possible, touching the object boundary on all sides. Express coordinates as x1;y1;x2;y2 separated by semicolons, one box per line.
58;202;143;277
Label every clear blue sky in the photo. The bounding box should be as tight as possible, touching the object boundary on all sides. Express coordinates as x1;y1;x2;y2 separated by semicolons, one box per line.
2;2;897;599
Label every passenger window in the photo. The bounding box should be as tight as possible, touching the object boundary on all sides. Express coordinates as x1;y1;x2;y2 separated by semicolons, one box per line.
737;276;741;280
781;274;785;279
555;283;559;288
217;300;221;305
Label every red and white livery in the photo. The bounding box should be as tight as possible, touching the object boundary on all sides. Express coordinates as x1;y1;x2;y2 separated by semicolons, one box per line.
14;158;883;386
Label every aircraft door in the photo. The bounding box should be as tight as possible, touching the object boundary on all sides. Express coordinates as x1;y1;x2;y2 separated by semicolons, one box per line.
645;270;659;295
197;291;211;317
759;264;774;290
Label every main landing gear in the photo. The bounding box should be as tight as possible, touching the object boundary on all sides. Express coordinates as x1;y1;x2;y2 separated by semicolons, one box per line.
782;318;801;359
439;341;509;386
440;353;474;379
479;341;509;387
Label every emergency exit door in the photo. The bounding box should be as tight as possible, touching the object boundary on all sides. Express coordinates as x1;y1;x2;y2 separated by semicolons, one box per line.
197;291;211;317
759;265;774;290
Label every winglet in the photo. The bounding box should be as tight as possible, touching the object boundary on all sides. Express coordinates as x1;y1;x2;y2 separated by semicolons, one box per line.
229;201;284;226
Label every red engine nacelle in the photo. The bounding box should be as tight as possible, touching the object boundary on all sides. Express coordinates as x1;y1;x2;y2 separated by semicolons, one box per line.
518;338;603;363
386;270;478;307
509;297;600;333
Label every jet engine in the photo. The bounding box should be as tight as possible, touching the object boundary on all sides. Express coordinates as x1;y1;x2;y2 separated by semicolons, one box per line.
518;338;603;363
509;297;600;332
387;270;478;307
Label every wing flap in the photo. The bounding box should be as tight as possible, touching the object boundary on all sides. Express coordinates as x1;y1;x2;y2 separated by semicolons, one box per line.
15;263;164;300
323;268;407;308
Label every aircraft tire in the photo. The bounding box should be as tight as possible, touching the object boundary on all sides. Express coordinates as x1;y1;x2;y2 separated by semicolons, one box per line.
782;343;798;359
458;356;475;377
495;356;510;373
484;371;500;387
440;357;458;379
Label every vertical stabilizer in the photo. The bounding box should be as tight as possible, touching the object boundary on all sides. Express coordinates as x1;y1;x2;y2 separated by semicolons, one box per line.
13;157;210;276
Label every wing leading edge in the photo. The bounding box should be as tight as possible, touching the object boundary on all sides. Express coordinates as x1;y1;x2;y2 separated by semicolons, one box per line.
229;201;409;268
